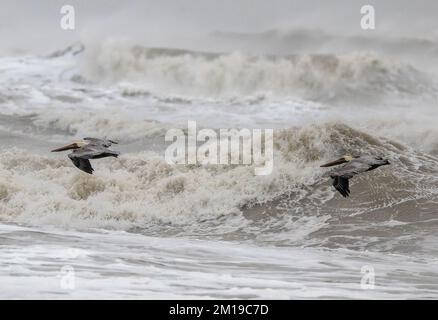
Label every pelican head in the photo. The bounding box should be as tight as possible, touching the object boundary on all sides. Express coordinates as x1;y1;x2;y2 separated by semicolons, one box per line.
320;154;359;167
51;139;88;152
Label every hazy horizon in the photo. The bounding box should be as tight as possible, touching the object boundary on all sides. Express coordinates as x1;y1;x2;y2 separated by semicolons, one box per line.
2;0;438;55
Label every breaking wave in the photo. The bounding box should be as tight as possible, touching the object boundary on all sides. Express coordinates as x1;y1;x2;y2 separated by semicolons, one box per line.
1;123;437;250
81;41;437;103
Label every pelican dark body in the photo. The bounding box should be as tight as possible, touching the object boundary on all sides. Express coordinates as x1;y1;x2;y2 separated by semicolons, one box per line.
320;155;390;197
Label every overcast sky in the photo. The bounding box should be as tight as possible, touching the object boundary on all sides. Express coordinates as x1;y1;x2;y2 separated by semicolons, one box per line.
1;0;438;54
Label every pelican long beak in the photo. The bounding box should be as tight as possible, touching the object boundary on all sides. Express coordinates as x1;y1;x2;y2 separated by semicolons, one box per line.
320;157;348;167
51;143;78;152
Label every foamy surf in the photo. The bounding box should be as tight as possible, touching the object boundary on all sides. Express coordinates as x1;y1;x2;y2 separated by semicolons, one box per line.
1;223;437;299
1;123;437;255
82;42;437;103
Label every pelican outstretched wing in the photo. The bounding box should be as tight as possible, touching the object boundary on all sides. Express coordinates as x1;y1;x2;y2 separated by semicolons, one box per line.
68;155;94;174
332;176;350;197
84;137;118;148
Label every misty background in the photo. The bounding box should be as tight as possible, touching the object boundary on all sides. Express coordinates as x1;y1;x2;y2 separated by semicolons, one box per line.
1;0;438;57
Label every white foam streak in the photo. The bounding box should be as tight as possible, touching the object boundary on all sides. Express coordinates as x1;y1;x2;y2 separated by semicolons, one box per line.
1;223;437;299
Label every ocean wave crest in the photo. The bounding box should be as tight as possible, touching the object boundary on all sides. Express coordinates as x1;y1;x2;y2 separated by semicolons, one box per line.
81;41;437;102
1;123;437;249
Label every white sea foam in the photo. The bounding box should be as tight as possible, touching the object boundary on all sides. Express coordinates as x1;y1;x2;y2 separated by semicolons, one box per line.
80;41;437;103
1;223;437;299
1;123;437;250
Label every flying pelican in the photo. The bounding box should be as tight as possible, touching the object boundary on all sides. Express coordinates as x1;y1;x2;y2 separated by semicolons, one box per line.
51;138;120;174
320;155;390;197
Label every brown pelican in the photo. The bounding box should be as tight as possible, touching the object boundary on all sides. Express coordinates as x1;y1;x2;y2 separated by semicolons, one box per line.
320;155;390;197
51;138;120;174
